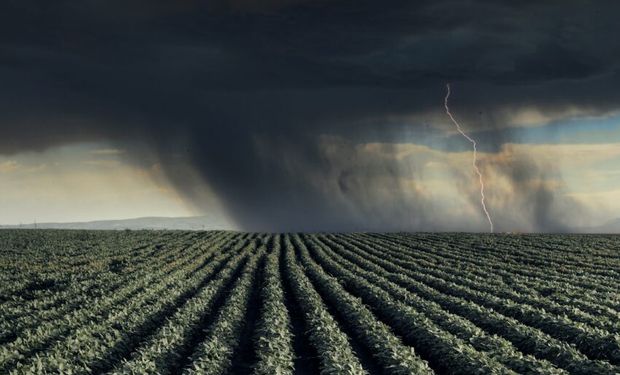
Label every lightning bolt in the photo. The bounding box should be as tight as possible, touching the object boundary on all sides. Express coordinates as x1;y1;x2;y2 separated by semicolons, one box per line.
444;83;494;233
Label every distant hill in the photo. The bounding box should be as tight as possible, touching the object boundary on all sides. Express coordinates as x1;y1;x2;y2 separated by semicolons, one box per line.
0;216;234;231
3;216;618;233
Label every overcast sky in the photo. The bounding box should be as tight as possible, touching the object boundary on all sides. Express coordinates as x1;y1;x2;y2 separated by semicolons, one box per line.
2;1;620;231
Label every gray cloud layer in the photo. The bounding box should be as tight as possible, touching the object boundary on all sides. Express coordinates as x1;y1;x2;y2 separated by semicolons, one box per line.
1;1;619;231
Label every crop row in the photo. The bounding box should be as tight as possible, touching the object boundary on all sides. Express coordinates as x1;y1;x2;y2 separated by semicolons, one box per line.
4;234;252;373
320;234;619;374
2;230;618;374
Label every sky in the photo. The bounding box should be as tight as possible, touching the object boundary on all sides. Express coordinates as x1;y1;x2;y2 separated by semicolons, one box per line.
2;0;620;232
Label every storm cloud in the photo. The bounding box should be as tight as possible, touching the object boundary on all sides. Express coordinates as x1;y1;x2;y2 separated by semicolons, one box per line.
1;0;619;231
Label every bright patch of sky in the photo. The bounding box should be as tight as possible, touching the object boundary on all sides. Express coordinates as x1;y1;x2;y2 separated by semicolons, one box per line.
2;117;619;228
0;143;201;225
375;112;620;150
373;114;620;227
489;113;620;145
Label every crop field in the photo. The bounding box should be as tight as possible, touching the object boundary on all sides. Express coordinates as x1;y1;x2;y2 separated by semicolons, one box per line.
1;230;619;374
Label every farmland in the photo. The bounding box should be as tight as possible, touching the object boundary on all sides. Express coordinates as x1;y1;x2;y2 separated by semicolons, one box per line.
1;230;619;374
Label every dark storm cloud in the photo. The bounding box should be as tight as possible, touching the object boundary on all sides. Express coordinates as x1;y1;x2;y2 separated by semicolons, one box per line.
1;0;619;231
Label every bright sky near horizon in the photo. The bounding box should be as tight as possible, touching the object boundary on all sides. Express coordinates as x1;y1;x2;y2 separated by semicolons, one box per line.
2;115;620;230
0;143;199;225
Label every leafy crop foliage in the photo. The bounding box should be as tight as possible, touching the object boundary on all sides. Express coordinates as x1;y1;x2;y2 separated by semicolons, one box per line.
1;230;619;374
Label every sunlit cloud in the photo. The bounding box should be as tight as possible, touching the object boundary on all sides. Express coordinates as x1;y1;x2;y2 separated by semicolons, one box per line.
82;159;122;167
90;148;126;156
312;137;620;231
0;143;220;225
0;160;19;173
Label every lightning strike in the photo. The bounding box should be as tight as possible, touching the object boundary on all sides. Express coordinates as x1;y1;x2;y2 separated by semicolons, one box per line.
444;83;494;233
